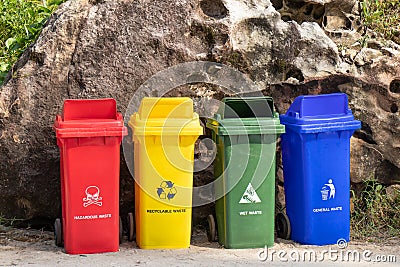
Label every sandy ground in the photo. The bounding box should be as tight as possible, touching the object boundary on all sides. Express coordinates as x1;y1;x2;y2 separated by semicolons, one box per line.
1;226;399;266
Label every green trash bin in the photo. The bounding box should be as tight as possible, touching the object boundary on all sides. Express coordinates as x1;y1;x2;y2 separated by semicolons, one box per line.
206;97;285;248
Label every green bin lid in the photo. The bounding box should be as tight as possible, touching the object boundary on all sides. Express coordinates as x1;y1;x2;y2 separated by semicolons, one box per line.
206;97;285;136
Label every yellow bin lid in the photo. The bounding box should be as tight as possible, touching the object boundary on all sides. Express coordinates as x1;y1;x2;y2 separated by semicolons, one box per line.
129;97;203;136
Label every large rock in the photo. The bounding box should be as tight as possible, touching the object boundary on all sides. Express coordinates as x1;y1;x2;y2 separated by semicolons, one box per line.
350;138;383;184
0;0;399;223
0;1;90;221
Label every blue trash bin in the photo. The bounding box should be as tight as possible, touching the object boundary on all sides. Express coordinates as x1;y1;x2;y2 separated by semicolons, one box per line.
279;93;361;245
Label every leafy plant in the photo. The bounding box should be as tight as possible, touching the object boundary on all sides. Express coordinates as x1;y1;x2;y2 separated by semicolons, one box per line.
360;0;400;43
351;180;400;241
0;0;65;86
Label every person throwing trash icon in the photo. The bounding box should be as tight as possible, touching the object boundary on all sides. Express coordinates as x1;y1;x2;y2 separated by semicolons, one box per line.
324;179;335;199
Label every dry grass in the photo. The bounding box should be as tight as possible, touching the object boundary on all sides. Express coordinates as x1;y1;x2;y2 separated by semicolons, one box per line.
351;180;400;242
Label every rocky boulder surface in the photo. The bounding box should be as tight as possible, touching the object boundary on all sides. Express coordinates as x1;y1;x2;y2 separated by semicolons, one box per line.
0;0;399;224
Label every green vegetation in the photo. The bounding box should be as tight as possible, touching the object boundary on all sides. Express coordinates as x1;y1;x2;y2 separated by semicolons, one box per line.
0;216;21;226
351;180;400;241
0;0;65;85
360;0;400;43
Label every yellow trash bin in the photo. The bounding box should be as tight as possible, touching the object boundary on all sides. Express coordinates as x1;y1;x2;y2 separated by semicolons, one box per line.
129;97;203;249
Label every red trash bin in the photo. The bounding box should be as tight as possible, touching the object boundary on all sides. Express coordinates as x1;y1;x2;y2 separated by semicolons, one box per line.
53;98;127;254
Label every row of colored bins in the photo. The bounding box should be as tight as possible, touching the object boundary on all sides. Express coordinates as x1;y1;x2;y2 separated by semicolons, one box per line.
53;93;360;254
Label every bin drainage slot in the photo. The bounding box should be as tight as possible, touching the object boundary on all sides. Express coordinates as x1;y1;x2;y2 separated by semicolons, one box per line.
223;98;274;118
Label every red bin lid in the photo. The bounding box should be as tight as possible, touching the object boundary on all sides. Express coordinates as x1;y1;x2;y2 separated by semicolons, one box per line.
54;98;127;138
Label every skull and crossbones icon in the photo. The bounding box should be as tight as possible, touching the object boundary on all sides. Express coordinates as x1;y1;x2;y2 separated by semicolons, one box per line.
83;186;103;207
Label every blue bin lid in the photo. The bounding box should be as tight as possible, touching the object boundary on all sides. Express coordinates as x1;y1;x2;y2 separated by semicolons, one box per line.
280;93;361;133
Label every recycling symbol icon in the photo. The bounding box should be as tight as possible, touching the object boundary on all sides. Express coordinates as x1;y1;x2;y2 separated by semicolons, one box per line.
157;181;177;200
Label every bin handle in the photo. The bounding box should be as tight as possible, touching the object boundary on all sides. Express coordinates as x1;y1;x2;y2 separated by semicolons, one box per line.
288;111;299;118
53;115;62;129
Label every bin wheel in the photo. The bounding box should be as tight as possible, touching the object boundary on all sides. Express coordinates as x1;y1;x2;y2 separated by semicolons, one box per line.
207;214;217;242
54;218;63;247
276;213;291;240
119;216;123;244
127;212;135;242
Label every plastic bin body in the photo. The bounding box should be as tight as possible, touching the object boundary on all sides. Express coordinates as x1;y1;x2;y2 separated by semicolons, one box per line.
54;99;127;254
129;97;203;249
207;97;285;248
280;93;361;245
